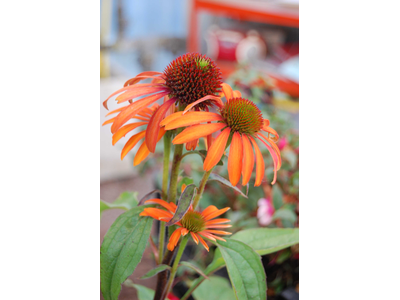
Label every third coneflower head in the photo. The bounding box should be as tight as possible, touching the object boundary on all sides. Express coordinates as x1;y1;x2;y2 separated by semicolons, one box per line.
103;53;224;153
161;83;282;186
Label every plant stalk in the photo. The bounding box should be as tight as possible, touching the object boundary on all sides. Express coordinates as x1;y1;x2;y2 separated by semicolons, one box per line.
192;169;213;209
167;137;183;204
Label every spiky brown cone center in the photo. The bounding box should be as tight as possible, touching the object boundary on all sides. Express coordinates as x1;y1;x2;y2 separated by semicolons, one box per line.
181;210;206;233
163;53;222;110
220;97;263;135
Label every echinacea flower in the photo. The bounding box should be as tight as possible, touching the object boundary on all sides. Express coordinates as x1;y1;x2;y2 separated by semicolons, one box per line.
102;103;165;166
161;84;282;186
103;53;224;153
140;199;231;251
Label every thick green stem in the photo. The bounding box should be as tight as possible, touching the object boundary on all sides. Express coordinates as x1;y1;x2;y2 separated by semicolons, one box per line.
192;169;213;209
167;142;183;204
161;235;189;299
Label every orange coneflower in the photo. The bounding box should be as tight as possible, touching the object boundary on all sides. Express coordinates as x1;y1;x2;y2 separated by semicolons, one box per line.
139;199;231;251
161;83;282;186
102;53;224;153
103;103;166;166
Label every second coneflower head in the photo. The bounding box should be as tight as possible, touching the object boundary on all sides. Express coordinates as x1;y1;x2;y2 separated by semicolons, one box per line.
161;83;282;186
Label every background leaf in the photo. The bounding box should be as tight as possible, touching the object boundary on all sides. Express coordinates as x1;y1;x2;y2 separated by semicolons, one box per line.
179;261;209;279
193;276;235;300
272;184;283;210
231;228;299;255
217;239;266;300
272;208;297;225
100;206;153;300
166;184;197;226
124;280;168;300
100;192;138;217
208;173;247;198
140;264;170;279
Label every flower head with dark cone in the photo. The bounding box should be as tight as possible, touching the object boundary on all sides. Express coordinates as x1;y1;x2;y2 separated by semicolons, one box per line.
102;103;166;166
161;83;282;186
102;53;224;154
139;199;231;251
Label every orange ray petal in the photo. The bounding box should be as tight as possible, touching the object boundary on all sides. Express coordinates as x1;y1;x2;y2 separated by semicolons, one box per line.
173;123;226;144
141;207;173;221
111;91;169;134
182;95;224;114
165;112;223;130
201;205;218;219
199;232;226;242
105;105;129;117
233;90;242;98
203;128;231;171
196;234;209;252
256;137;279;185
221;83;233;101
120;130;146;160
257;132;282;170
190;232;199;244
204;207;230;221
123;72;163;86
112;122;147;145
203;230;232;235
185;138;198;151
241;134;254;186
115;87;167;104
102;117;116;126
146;98;176;152
250;137;265;186
205;224;232;229
124;75;165;87
134;128;165;165
262;125;279;142
144;199;176;213
167;228;183;251
131;115;150;122
205;218;231;225
263;119;270;127
227;132;243;186
159;111;185;127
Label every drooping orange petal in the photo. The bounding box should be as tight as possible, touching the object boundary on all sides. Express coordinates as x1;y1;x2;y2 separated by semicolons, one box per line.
167;228;183;251
173;123;226;144
112;122;147;145
102;117;116;126
221;83;233;101
205;218;231;225
257;132;282;170
196;234;209;252
144;199;176;213
116;87;167;104
181;228;189;236
141;207;173;221
120;130;146;160
203;128;231;171
182;95;224;114
205;224;232;229
232;90;242;98
111;91;169;134
201;205;218;219
199;232;226;242
134;127;166;165
146;98;176;152
263;119;270;128
250;137;265;186
227;132;243;186
124;75;165;87
160;111;185;127
165;112;223;130
203;207;230;221
131;115;150;122
241;134;254;186
185;138;198;151
124;72;163;86
190;232;199;244
105;105;129;117
256;137;279;184
262;125;279;142
203;230;232;235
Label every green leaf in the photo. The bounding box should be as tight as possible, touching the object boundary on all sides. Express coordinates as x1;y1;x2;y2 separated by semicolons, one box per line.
100;192;138;217
216;239;266;300
140;264;171;279
166;184;197;226
282;148;297;169
272;184;283;210
193;276;235;300
100;206;153;300
208;173;248;198
124;280;167;300
138;189;161;206
272;208;297;223
231;228;299;255
179;261;209;279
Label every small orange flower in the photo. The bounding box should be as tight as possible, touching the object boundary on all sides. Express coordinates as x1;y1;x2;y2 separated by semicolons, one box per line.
161;83;281;186
139;199;232;251
103;53;225;153
103;103;165;166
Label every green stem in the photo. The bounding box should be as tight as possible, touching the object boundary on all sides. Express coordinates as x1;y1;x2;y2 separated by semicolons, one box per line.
167;140;183;204
162;235;189;299
192;169;213;209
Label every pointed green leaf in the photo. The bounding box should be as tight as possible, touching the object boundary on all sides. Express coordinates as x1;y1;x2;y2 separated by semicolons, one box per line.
100;192;138;217
140;264;171;279
231;228;299;255
216;239;266;300
123;280;168;300
166;184;197;226
179;261;209;279
137;189;162;206
272;208;297;223
100;206;153;300
208;173;247;198
193;276;235;300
